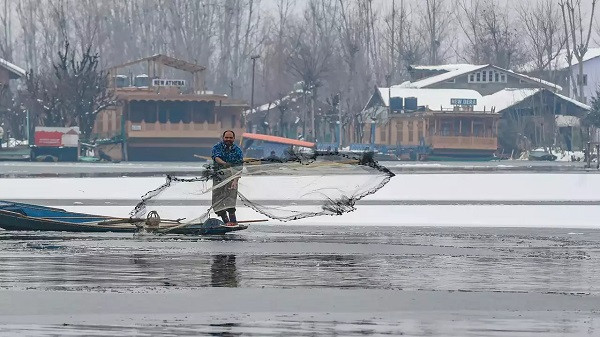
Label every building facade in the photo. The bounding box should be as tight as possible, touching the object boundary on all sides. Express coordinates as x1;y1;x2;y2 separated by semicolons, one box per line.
362;64;591;158
93;55;247;161
520;48;600;104
363;88;499;159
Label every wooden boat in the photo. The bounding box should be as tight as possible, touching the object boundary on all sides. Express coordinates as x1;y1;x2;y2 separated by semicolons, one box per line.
0;200;249;235
528;150;557;161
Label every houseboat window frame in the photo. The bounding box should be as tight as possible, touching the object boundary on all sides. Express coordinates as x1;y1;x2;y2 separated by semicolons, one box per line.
396;121;403;144
468;70;508;83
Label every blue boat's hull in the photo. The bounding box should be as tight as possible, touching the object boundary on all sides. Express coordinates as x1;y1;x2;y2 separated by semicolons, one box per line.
0;200;247;235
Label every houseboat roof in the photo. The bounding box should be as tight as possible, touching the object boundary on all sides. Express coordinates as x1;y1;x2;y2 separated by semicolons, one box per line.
241;133;315;148
115;91;248;106
399;64;562;91
375;87;590;114
377;87;483;111
109;54;206;73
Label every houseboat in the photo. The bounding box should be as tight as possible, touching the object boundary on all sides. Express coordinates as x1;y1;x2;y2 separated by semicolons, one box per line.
93;54;247;161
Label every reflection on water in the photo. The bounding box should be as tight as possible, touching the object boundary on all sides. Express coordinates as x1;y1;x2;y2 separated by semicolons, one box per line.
211;255;238;287
1;226;600;336
0;226;599;295
0;314;596;337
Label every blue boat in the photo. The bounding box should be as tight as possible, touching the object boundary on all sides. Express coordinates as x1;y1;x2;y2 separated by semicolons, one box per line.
0;200;248;235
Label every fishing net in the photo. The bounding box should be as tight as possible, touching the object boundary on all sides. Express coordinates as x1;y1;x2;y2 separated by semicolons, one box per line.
130;150;395;224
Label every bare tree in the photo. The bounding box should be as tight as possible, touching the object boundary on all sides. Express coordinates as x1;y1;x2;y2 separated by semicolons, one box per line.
337;0;374;143
0;0;13;61
421;0;453;65
559;0;597;103
457;0;525;68
518;0;565;75
24;41;114;140
285;0;337;141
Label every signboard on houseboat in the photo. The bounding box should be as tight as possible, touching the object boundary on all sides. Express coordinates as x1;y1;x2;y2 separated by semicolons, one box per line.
450;98;477;106
151;79;186;87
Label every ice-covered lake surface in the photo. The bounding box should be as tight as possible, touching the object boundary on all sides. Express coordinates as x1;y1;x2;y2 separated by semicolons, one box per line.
1;162;600;336
1;226;600;336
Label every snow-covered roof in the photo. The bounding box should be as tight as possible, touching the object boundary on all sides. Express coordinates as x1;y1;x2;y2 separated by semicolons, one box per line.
399;64;487;88
245;89;305;115
519;47;600;72
477;88;540;112
504;69;562;91
400;64;561;91
409;64;479;72
554;91;591;110
0;58;25;78
378;88;483;110
375;87;590;113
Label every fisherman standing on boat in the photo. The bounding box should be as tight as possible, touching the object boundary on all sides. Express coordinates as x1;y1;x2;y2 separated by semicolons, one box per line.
212;130;244;226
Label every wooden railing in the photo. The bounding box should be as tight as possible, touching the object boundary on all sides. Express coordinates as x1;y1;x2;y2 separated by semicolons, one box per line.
429;135;497;150
126;121;231;138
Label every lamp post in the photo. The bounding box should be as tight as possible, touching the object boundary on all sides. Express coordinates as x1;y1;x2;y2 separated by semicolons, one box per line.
250;55;260;132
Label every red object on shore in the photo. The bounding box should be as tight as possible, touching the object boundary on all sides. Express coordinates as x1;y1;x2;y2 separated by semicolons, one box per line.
34;131;63;147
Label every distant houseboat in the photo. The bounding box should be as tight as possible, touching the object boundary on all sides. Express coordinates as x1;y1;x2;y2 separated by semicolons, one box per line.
362;88;500;160
93;54;248;161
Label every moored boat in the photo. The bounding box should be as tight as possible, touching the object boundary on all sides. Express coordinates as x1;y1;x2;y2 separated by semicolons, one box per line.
0;200;248;235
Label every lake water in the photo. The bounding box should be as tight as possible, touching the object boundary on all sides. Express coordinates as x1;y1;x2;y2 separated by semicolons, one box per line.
1;225;599;336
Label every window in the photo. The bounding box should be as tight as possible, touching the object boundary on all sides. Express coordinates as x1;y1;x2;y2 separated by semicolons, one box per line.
96;114;104;132
130;109;144;123
396;122;403;144
107;112;113;131
417;120;423;141
441;122;452;136
167;102;189;123
473;123;484;137
380;129;386;142
192;102;212;123
467;70;508;83
408;121;414;142
446;78;456;83
158;109;168;123
577;74;588;86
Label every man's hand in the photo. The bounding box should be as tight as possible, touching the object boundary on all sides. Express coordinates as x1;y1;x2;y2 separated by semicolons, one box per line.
215;157;230;168
230;179;238;189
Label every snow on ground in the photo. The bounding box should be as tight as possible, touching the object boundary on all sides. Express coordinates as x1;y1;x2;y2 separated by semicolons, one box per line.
1;173;600;228
64;204;600;228
555;150;586;162
1;173;599;201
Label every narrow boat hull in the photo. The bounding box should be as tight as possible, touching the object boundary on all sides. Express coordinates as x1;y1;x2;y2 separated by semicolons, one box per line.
0;201;247;235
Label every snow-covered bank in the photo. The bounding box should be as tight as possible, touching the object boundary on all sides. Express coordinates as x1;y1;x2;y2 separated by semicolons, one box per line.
1;173;599;201
1;173;600;228
52;204;596;228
